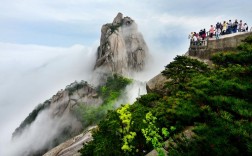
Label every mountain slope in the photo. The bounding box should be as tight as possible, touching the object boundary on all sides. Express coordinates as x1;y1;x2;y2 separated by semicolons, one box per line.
79;36;252;156
12;13;148;156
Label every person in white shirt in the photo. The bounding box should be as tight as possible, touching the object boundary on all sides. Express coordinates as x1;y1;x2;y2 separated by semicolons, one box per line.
241;24;245;32
244;23;248;32
243;23;248;32
193;35;197;45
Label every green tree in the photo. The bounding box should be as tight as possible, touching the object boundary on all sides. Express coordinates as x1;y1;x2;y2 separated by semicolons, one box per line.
80;36;252;156
79;111;122;156
142;112;175;156
117;104;136;153
162;56;209;92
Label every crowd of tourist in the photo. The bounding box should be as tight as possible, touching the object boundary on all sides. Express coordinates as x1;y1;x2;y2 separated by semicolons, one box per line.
189;19;250;45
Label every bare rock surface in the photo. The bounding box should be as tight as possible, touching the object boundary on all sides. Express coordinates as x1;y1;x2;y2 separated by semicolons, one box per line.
146;73;171;95
43;126;97;156
49;81;102;117
13;12;149;156
94;12;149;77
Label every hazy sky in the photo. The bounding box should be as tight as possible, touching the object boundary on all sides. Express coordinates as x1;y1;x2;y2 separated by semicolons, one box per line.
0;0;251;155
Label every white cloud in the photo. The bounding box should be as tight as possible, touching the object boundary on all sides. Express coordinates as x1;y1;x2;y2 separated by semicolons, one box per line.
0;42;96;155
0;0;252;154
3;109;80;156
1;0;251;46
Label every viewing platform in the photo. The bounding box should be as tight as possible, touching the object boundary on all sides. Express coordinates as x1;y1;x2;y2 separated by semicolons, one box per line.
189;31;252;59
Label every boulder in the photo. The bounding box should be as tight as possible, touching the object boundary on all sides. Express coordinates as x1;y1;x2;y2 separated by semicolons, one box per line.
146;73;171;95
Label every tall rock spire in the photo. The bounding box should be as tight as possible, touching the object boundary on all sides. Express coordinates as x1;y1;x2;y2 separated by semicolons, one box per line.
94;12;148;77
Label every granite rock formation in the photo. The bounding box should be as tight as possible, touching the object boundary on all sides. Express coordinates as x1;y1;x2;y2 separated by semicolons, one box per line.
94;12;148;77
146;73;171;95
13;13;149;156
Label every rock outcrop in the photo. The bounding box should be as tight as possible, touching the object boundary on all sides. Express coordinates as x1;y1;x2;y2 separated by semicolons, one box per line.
13;13;149;156
50;81;102;117
94;12;148;77
12;81;102;156
13;81;102;139
43;126;97;156
146;73;171;95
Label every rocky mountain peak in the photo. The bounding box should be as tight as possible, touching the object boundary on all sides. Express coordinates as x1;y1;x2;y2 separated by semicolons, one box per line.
94;12;148;77
112;12;123;25
12;13;149;156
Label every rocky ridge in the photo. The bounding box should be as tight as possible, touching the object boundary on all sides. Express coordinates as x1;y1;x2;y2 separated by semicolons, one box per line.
11;81;102;156
13;13;149;156
44;20;252;156
13;81;101;138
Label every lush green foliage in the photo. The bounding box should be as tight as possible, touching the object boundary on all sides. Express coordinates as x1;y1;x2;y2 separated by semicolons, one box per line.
142;112;175;156
74;74;132;128
162;55;209;93
166;37;252;155
211;38;252;66
80;36;252;156
242;35;252;44
117;104;136;153
74;105;102;128
162;55;209;83
98;74;132;103
78;110;123;156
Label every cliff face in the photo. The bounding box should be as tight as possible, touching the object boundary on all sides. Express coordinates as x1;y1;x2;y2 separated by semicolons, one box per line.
13;81;101;137
13;13;148;156
43;126;97;156
94;12;148;76
11;81;102;156
49;81;101;117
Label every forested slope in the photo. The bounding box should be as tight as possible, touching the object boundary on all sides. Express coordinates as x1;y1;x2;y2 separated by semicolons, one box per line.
79;36;252;156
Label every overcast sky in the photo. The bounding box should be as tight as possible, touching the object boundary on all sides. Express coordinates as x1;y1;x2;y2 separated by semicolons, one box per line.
0;0;251;154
